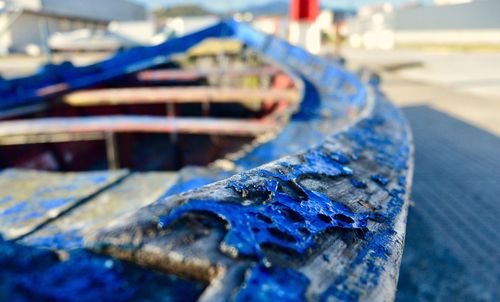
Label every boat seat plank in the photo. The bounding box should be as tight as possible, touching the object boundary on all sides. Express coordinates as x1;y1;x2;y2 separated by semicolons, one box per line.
135;67;279;82
63;87;299;106
0;169;128;239
0;115;279;145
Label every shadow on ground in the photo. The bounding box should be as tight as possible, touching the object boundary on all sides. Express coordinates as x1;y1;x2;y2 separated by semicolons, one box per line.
396;106;499;302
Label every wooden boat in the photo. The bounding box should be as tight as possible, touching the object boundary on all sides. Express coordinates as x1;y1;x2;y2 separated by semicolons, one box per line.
0;20;413;302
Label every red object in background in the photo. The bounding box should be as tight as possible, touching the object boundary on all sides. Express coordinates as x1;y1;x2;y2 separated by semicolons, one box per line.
290;0;319;22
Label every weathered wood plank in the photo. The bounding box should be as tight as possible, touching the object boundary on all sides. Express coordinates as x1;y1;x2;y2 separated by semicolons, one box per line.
135;67;279;82
0;116;280;146
64;87;299;106
0;169;128;239
22;172;177;250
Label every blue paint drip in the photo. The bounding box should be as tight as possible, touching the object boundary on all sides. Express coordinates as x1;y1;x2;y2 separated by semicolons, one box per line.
350;179;367;189
323;254;331;263
234;264;310;302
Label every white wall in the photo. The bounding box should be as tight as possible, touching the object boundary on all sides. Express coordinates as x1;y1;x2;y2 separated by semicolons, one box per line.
1;0;145;54
347;0;500;49
395;29;500;45
8;12;42;52
0;14;12;55
4;11;108;54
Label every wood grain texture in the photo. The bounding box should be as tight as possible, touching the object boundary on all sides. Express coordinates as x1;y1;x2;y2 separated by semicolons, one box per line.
0;169;128;239
22;172;178;250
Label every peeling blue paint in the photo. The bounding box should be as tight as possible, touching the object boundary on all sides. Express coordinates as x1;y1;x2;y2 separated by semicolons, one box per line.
371;175;390;187
323;254;331;263
235;265;310;302
25;230;84;250
319;94;411;302
350;179;367;189
155;96;410;301
159;150;371;260
0;236;205;301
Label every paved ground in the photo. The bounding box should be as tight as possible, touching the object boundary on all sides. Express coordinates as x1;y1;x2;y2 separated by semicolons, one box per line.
397;106;499;301
378;72;500;136
344;48;500;100
345;49;500;135
344;49;500;301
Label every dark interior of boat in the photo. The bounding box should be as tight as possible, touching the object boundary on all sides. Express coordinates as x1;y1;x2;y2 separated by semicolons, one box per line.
0;44;299;171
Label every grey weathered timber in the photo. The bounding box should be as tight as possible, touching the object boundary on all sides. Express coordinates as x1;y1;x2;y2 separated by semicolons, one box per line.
0;116;280;145
63;87;299;106
135;66;279;82
0;169;128;239
21;172;177;250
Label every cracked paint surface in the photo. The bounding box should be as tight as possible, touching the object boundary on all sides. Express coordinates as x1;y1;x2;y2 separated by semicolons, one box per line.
158;149;372;260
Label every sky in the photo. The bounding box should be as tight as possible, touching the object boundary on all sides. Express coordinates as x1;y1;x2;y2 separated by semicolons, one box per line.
132;0;432;12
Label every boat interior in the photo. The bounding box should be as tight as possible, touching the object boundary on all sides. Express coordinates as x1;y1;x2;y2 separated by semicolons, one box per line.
0;39;300;171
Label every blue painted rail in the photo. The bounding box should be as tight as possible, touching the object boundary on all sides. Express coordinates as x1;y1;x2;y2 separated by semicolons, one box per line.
0;20;413;301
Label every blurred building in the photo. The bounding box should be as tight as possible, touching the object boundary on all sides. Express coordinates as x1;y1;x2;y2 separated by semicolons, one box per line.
347;0;500;49
434;0;473;5
347;4;394;50
165;16;220;37
289;0;321;54
252;16;289;39
250;5;353;55
394;0;500;46
0;0;146;55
